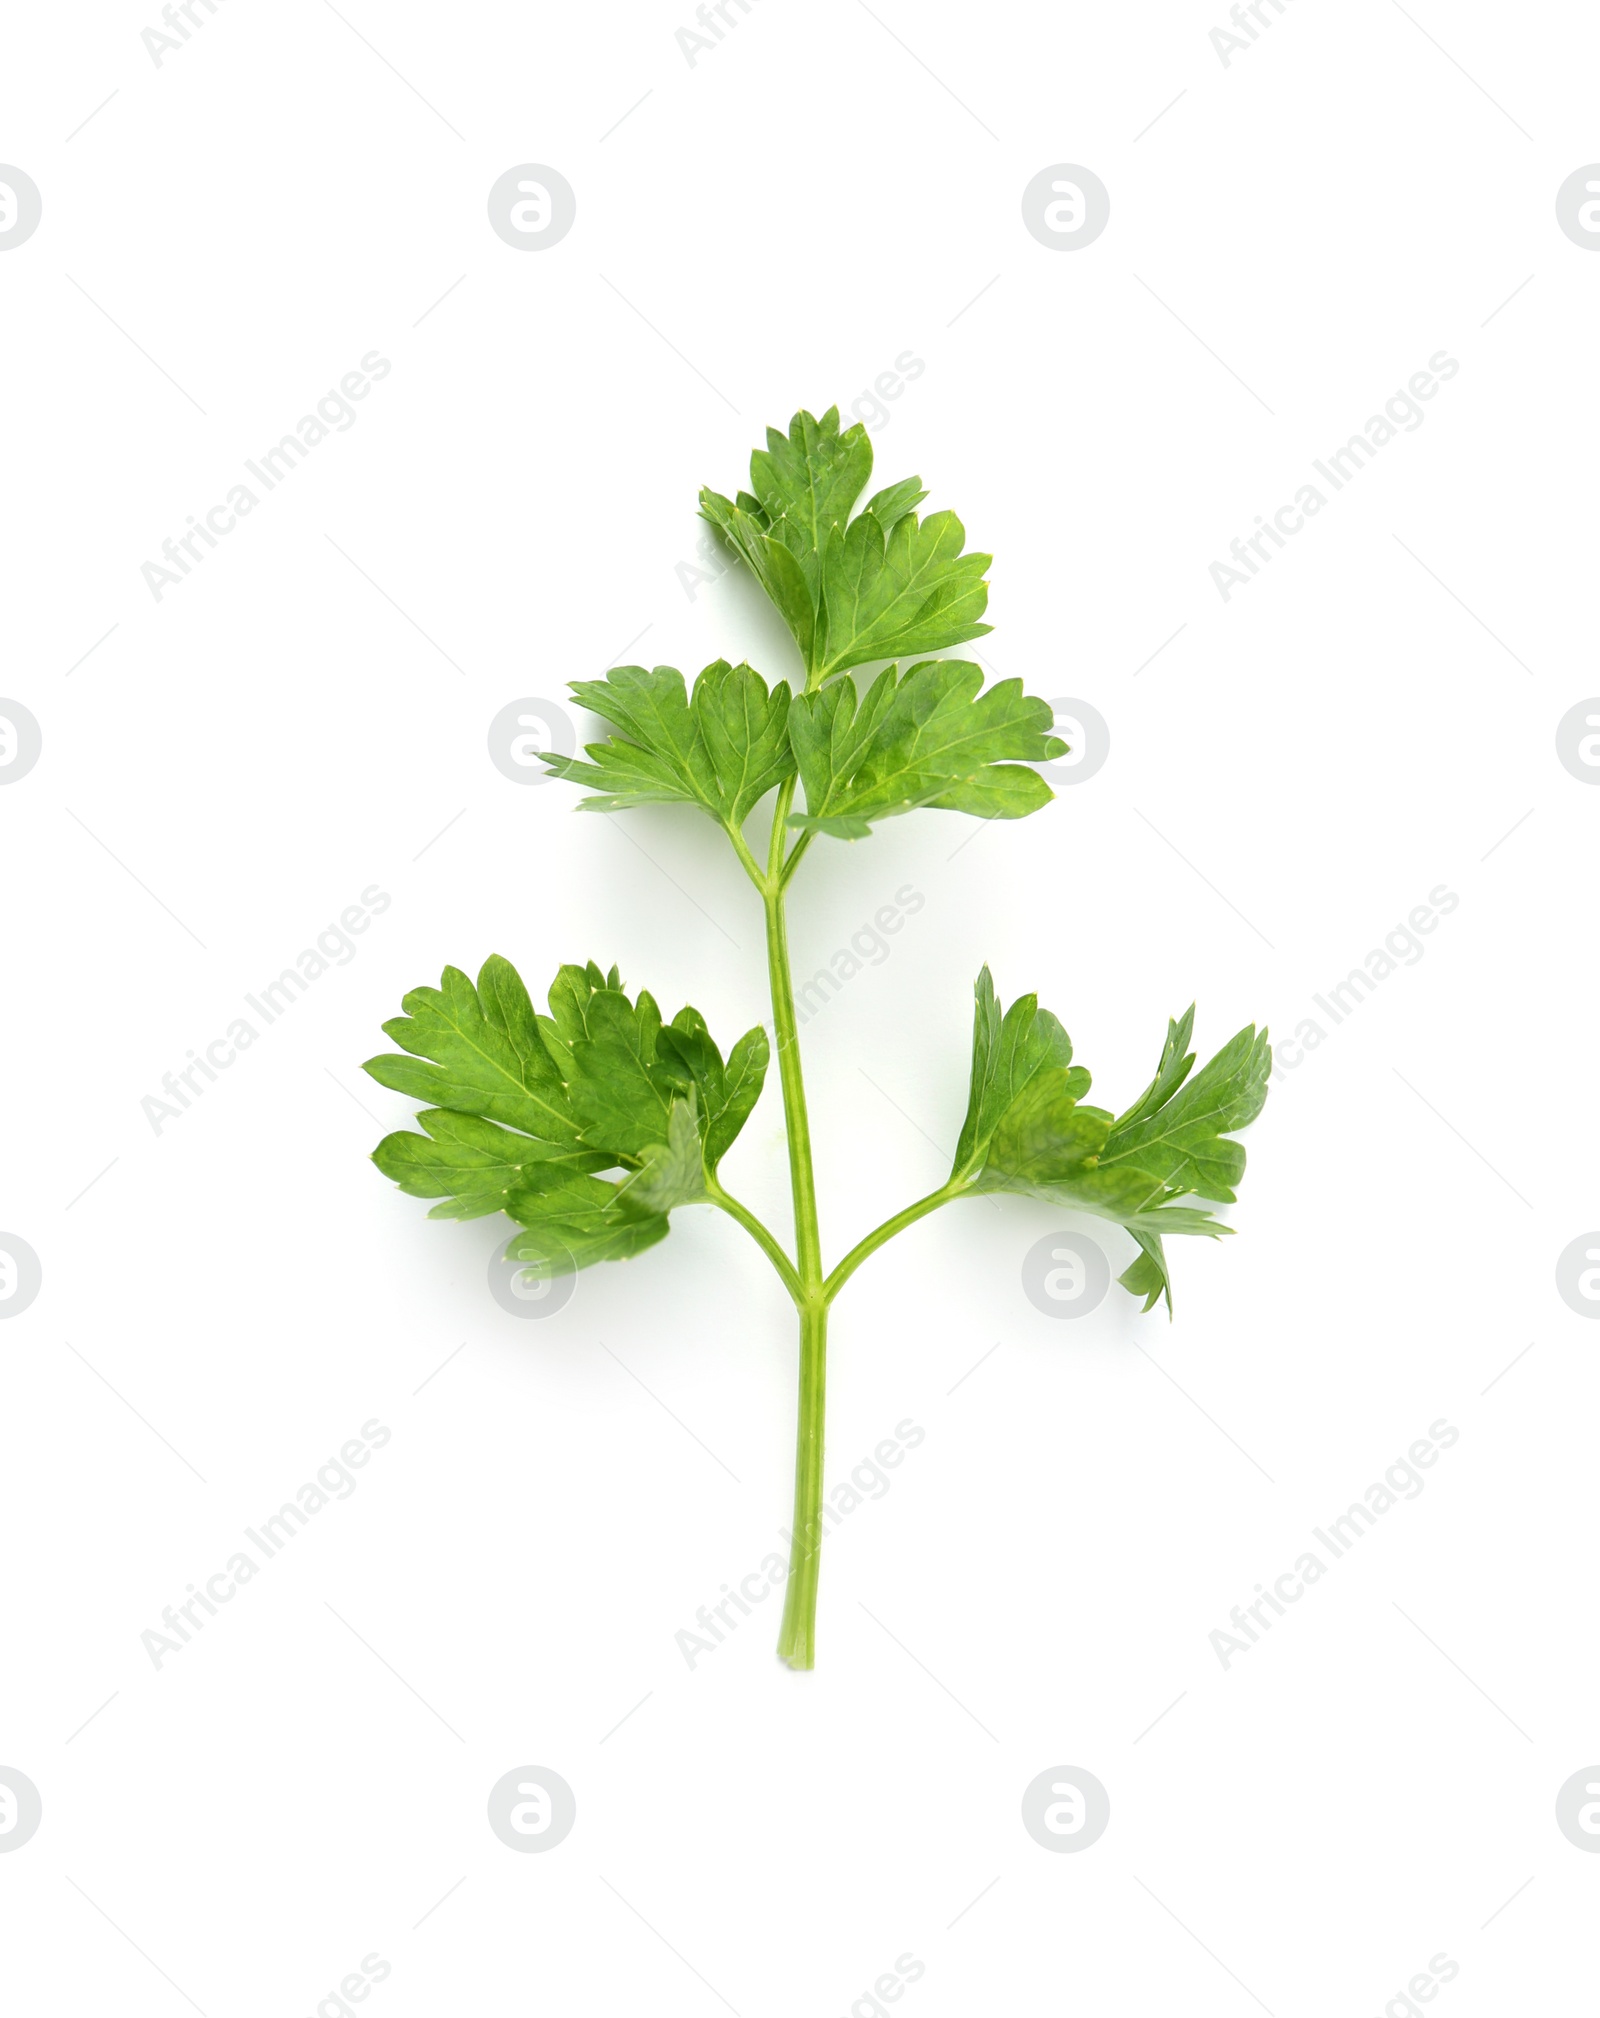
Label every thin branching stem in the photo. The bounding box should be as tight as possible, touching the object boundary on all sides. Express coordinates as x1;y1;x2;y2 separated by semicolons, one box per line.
704;1178;803;1304
822;1183;961;1302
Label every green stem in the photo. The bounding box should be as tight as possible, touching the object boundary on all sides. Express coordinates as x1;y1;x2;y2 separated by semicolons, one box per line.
704;1178;803;1305
762;773;832;1668
779;828;813;888
764;781;824;1292
756;753;963;1664
822;1182;961;1302
723;821;768;894
776;1294;828;1669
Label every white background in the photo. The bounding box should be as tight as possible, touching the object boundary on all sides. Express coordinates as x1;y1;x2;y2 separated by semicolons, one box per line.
3;1;1598;2012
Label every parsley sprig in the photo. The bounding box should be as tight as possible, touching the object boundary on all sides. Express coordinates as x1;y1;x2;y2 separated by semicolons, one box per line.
365;408;1269;1668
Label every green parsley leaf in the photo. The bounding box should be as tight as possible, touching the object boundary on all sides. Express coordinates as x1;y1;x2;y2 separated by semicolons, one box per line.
749;406;875;571
786;661;1064;840
699;489;821;665
694;663;796;824
373;1108;592;1221
562;984;670;1156
701;407;992;678
543;660;794;826
950;969;1269;1314
1100;1017;1272;1207
616;1094;707;1216
814;507;992;679
656;1011;770;1169
861;475;928;534
700;408;871;603
950;965;1078;1179
542;958;620;1051
363;956;601;1157
504;1169;671;1278
367;956;767;1267
1112;1005;1197;1132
